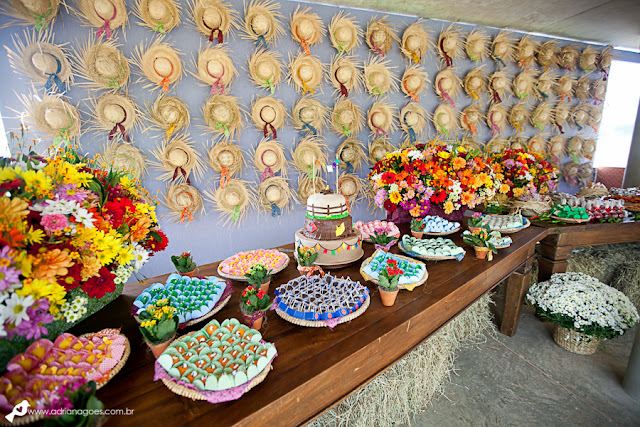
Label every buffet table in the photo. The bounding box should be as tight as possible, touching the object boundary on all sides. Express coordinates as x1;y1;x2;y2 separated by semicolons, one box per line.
69;224;547;426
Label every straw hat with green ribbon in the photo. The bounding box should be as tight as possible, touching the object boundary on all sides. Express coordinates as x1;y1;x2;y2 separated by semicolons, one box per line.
71;0;128;39
531;101;554;131
242;0;284;49
331;98;363;138
328;11;361;55
297;174;325;204
401;64;429;103
208;140;244;188
513;70;538;100
329;54;362;97
290;6;325;56
258;176;294;217
1;0;60;30
367;101;396;139
134;0;181;34
336;139;365;173
465;28;489;63
72;37;129;91
434;69;462;107
508;135;527;151
191;0;238;44
437;23;463;67
553;102;571;134
253;138;287;180
132;39;183;93
462;66;487;102
192;45;237;95
148;93;190;138
536;71;557;101
537;40;558;70
291;96;327;136
401;21;433;64
488;70;512;104
572;104;591;131
516;35;539;69
202;94;243;139
484;137;509;154
528;134;548;154
338;173;363;208
399;103;429;144
554;74;575;102
101;141;147;180
247;48;282;94
366;16;398;57
591;78;606;104
368;137;394;164
364;57;397;96
567;136;584;159
251;95;287;140
579;46;598;73
23;93;80;147
509;102;530;134
150;133;204;183
205;178;256;226
287;52;325;96
487;104;508;137
432;103;459;136
461;104;485;136
163;182;204;224
89;92;139;142
292;136;327;178
575;76;592;102
549;135;566;159
490;31;516;68
558;45;579;71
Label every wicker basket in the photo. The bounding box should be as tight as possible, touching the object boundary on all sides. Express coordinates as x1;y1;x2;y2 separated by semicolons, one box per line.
552;325;600;355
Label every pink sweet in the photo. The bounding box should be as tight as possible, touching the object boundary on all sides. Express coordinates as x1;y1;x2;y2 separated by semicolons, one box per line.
354;220;400;239
219;249;288;275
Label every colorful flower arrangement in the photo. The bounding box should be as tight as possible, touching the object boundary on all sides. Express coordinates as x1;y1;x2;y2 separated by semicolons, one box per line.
488;149;557;200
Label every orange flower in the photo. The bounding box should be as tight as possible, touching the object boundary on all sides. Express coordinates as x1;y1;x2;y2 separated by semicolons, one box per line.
127;217;152;241
80;256;101;281
460;192;474;205
31;249;73;281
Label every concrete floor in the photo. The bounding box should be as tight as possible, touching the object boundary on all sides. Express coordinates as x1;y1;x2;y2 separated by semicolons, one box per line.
412;309;640;426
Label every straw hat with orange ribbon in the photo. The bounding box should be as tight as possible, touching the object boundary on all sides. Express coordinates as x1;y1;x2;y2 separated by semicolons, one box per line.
247;48;283;94
434;69;462;107
490;31;515;68
366;16;398;57
528;134;548;154
89;92;139;142
21;93;81;147
134;0;181;34
549;135;565;159
242;0;284;49
516;35;539;69
399;103;429;144
461;104;485;136
164;182;205;225
508;135;527;151
488;71;512;104
292;136;327;178
591;78;607;105
487;104;508;137
1;0;60;30
536;71;557;100
463;66;487;102
297;175;326;204
579;46;598;73
253;138;287;181
484;137;509;154
193;45;237;95
554;74;575;102
465;28;489;63
437;23;463;68
558;45;579;71
258;176;295;217
329;55;362;97
287;53;325;96
151;133;204;183
509;102;530;134
208;140;244;188
148;94;190;138
290;6;325;56
205;178;256;226
597;46;614;79
575;76;592;102
536;40;558;70
368;137;394;164
291;97;327;136
401;21;433;64
589;107;602;131
202;94;244;139
553;102;571;134
190;0;238;44
582;138;597;160
513;70;538;101
338;173;363;209
572;103;591;131
336;139;365;173
132;39;182;93
367;101;396;139
531;101;554;132
71;0;128;39
331;98;363;138
363;57;397;97
251;95;287;140
72;37;129;91
328;11;361;55
432;103;459;137
401;65;429;103
101;141;147;180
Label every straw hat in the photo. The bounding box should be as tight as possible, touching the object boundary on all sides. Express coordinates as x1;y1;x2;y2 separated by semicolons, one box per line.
191;0;238;44
133;40;182;93
203;94;243;139
1;0;60;29
253;138;287;180
290;6;325;55
336;139;365;173
554;74;575;101
461;136;482;152
291;97;327;136
461;104;485;136
560;162;580;186
399;103;429;143
148;94;190;138
432;103;459;136
597;46;614;78
101;141;147;179
91;92;139;142
509;102;530;134
554;102;571;134
364;57;397;96
292;136;327;178
247;49;282;94
582;138;597;160
338;173;363;208
329;55;362;97
331;98;363;138
537;71;557;100
463;66;487;102
572;104;590;130
484;137;509;154
508;135;527;151
528;135;548;154
401;65;429;102
328;11;361;54
579;46;598;73
488;71;512;104
490;31;515;68
487;104;508;136
366;16;398;57
287;53;325;95
575;76;592;102
368;137;394;164
531;102;554;131
258;176;294;216
465;29;489;63
71;0;128;39
537;40;558;70
297;175;325;204
589;107;602;131
134;0;180;34
205;178;256;225
516;36;539;69
24;94;81;144
558;45;579;71
434;69;462;107
513;70;538;100
437;24;463;67
549;135;565;159
367;102;396;138
567;136;584;158
164;183;204;224
577;162;595;187
72;38;129;91
251;95;287;139
591;78;606;104
242;0;284;49
193;45;237;95
402;21;433;64
151;134;204;183
208;141;245;187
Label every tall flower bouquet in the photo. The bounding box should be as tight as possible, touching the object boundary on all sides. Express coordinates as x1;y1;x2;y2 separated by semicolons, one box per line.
488;149;557;200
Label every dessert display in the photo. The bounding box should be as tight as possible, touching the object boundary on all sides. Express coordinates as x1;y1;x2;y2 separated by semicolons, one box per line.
480;213;530;233
274;274;370;328
133;274;232;326
155;319;277;402
399;235;465;261
295;190;364;267
218;249;289;280
421;215;461;235
354;220;401;241
488;231;512;249
550;204;590;222
360;250;428;291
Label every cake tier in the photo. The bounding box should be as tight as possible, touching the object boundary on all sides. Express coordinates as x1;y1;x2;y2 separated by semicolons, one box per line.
303;216;354;240
295;229;364;267
306;192;349;218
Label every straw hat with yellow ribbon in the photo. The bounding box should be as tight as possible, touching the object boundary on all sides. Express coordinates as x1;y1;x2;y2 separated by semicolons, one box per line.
148;94;190;138
554;74;575;102
531;101;554;132
434;69;462;107
582;138;597;160
329;55;362;97
338;173;363;209
297;174;326;204
364;57;397;96
205;178;256;226
465;28;489;63
331;98;363;138
253;138;287;181
513;70;538;101
71;0;128;39
202;94;244;139
292;136;327;178
567;135;584;159
191;0;238;44
490;31;515;68
6;29;72;94
290;6;325;56
589;106;602;132
549;135;565;159
164;182;204;224
553;102;571;134
575;76;592;102
437;23;463;68
1;0;60;30
328;11;361;55
487;104;508;137
134;0;181;34
579;46;598;73
536;40;558;70
208;140;244;188
508;135;527;151
488;71;512;104
528;134;548;154
484;137;509;154
101;141;147;179
399;103;429;144
537;71;557;101
591;78;607;105
432;103;459;137
401;21;433;64
335;139;365;173
463;66;487;102
572;104;591;131
247;48;282;94
287;52;325;95
192;45;237;95
509;102;530;134
258;176;294;217
558;45;579;71
368;137;394;164
132;39;183;93
516;35;539;69
291;96;327;136
366;16;398;57
401;64;429;103
251;95;287;140
89;92;139;142
242;0;284;49
72;37;129;91
151;133;204;183
21;93;81;147
461;104;485;136
367;101;396;139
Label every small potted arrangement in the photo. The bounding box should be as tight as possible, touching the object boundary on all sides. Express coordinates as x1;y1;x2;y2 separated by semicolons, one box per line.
297;246;319;276
410;218;426;238
378;259;403;307
527;272;639;355
171;251;198;277
239;286;273;330
462;226;497;261
244;263;273;293
370;227;398;252
138;298;179;358
485;201;510;215
467;211;484;233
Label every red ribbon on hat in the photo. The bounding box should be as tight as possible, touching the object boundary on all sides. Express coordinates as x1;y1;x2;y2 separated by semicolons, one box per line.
369;33;385;57
107;107;130;142
260;107;277;139
439;38;453;67
489;112;500;136
208;64;226;95
172;167;191;185
334;69;348;97
95;4;116;39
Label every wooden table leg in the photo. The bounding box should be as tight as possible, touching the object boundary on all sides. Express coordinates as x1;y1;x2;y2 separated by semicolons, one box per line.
537;235;573;282
500;245;536;337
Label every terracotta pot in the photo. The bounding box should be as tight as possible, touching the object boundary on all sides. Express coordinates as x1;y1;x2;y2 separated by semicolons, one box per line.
378;287;399;306
411;230;424;238
259;280;270;293
250;314;264;330
181;268;199;278
298;265;312;276
474;246;492;261
468;226;482;233
146;333;176;358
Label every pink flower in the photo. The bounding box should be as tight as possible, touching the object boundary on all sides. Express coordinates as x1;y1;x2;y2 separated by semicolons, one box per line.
40;214;68;232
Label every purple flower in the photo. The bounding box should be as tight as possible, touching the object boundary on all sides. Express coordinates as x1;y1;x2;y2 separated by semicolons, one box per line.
0;246;12;261
55;183;87;202
0;265;20;291
504;159;515;168
374;189;387;207
7;299;52;340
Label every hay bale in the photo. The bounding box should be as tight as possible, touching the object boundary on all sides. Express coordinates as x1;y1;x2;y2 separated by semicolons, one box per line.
611;261;640;310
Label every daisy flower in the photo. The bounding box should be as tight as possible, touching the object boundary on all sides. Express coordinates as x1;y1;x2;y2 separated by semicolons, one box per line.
2;293;35;326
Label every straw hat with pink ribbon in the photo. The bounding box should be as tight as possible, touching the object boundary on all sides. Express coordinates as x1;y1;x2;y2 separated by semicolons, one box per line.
71;0;128;40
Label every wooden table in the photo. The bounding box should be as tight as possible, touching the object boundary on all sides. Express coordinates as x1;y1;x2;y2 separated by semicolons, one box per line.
72;225;547;426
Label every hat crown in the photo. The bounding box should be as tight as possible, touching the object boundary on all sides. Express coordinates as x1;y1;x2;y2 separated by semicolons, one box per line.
225;190;242;205
265;185;282;202
218;150;235;167
559;79;572;92
494;41;507;56
44;107;70;130
340;178;357;195
522;44;534;58
371;111;386;127
335;25;352;44
94;54;119;78
213;104;231;122
516;79;528;92
298;63;314;80
370;70;385;86
256;59;275;79
466;110;478;122
95;0;116;18
148;0;168;20
261;148;278;166
335;65;352;82
300;106;315;121
442;36;456;52
154;57;173;77
251;14;270;34
538;80;552;92
405;34;421;51
161;105;179;122
203;7;222;27
300;148;316;165
405;74;421;91
492;110;503;121
168;147;189;167
338;109;354;124
439;112;451;125
340;145;356;161
493;76;506;89
296;17;315;39
439;75;453;91
103;103;125;123
260;105;276;122
371;28;387;44
467;75;481;90
206;59;224;77
404;111;419;126
31;52;58;75
176;190;194;207
469;39;484;54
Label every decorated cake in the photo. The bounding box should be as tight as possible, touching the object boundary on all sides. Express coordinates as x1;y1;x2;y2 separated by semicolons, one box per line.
361;250;428;290
422;215;461;234
480;213;526;231
400;235;465;260
295;190;364;267
218;249;289;280
353;220;401;240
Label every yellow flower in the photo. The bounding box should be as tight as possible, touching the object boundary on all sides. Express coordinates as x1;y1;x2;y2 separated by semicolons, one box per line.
513;187;525;198
0;167;18;183
25;226;44;244
80;256;101;280
438;152;451;159
500;184;510;194
21;169;53;198
389;192;402;204
444;201;454;215
16;278;67;307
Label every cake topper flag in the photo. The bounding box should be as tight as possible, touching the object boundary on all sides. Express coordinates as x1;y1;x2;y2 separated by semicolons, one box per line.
307;221;317;232
335;222;345;237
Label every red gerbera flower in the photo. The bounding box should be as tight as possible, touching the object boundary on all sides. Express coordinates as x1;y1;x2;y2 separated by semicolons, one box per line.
80;267;116;299
381;171;397;184
383;200;397;212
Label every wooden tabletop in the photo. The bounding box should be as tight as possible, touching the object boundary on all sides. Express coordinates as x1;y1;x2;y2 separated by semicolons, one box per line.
72;224;548;427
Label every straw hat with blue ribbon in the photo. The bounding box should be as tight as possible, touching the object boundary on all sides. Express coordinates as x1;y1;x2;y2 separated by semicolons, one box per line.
288;52;325;96
437;23;463;67
465;28;489;63
135;0;181;34
0;0;60;30
336;139;365;173
258;176;294;217
401;21;432;64
191;0;238;44
193;45;237;95
331;98;363;138
537;40;558;70
290;6;325;56
366;16;398;57
203;94;243;139
368;137;394;164
328;11;361;54
148;94;190;138
73;37;129;92
247;48;282;94
401;64;429;102
90;92;139;142
490;31;515;68
509;102;530;134
461;103;484;136
399;103;429;144
463;66;487;102
329;55;361;97
516;35;539;69
242;0;284;49
132;39;183;93
291;97;327;136
72;0;128;39
432;103;458;136
23;93;81;147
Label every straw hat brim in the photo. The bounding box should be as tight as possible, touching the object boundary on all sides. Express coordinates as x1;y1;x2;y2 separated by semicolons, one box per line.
331;99;363;138
74;0;128;29
195;46;237;88
242;0;285;45
21;40;72;85
364;59;396;96
203;95;243;139
258;176;293;211
336;139;365;171
78;39;130;91
192;0;238;40
366;17;398;56
292;137;327;175
433;103;459;135
297;175;325;204
149;94;190;135
208;141;244;176
102;141;146;179
251;96;287;133
291;97;327;135
288;54;324;95
31;95;81;138
93;93;138;132
328;11;361;53
248;49;283;91
254;138;287;177
3;0;61;26
368;138;394;164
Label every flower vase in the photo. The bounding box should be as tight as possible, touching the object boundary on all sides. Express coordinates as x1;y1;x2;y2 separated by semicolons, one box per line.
260;280;270;294
474;246;492;261
379;287;399;306
298;265;313;276
411;230;424;238
468;226;482;233
552;325;600;355
241;310;265;330
181;268;199;278
146;333;176;358
375;239;398;252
